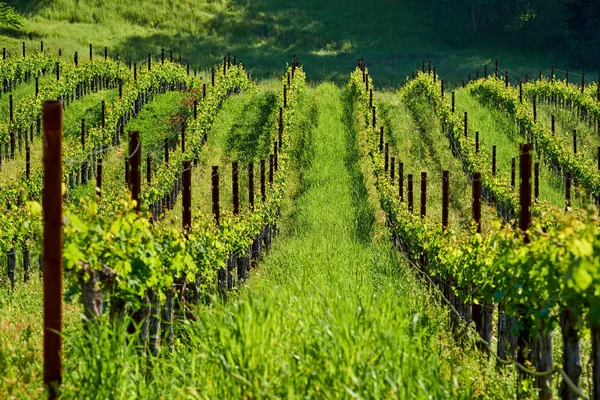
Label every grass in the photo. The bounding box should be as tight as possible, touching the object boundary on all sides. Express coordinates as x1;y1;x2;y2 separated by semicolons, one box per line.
1;0;596;87
453;89;586;210
376;90;496;233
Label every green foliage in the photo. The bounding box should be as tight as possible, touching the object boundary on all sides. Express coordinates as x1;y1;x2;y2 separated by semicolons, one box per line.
0;2;22;29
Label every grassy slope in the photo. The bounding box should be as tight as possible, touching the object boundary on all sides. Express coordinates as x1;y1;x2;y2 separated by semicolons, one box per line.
453;89;586;209
1;0;591;87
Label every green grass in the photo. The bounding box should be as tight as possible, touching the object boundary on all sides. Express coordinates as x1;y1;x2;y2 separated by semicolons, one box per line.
1;0;594;87
376;90;496;232
453;89;586;210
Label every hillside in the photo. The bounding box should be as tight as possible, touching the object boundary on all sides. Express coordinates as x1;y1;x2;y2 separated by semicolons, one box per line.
0;0;587;86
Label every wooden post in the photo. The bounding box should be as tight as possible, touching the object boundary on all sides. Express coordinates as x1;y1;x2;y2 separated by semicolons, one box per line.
43;101;63;399
260;159;266;201
369;89;373;108
492;146;497;176
484;65;487;78
552;115;555;135
420;172;427;218
89;44;92;60
134;63;137;81
269;154;273;184
452;92;455;113
390;157;395;184
181;126;185;153
495;59;498;76
533;96;537;123
274;142;278;172
472;172;482;233
283;84;287;108
194;100;197;119
511;158;516;188
552;66;555;81
582;72;585;93
566;69;569;85
399;162;404;201
249;162;254;211
441;80;444;98
442;171;449;229
464;112;468;137
36;77;39;96
9;94;13;121
212;166;220;225
161;48;165;64
384;143;389;173
475;132;479;154
128;131;141;212
505;71;508;87
182;161;191;233
573;130;577;155
164;138;169;167
26;146;30;179
211;68;215;87
22;41;25;57
279;107;283;148
519;81;523;103
101;101;105;129
534;162;539;201
408;174;413;212
379;127;384;152
519;143;532;239
372;106;376;128
232;162;239;215
566;172;571;210
476;69;479;80
55;62;59;81
366;73;369;91
96;158;102;196
203;83;206;98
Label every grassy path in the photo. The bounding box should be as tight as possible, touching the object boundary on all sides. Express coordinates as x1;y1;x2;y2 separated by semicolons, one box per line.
169;83;511;398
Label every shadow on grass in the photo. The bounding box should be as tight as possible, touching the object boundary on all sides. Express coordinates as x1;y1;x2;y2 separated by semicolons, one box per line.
341;87;375;244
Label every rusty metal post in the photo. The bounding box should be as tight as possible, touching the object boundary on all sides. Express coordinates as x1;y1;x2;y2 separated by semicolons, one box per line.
283;84;287;108
43;101;63;399
379;127;384;152
408;174;414;212
492;146;497;176
452;92;455;113
464;112;468;137
475;132;479;153
399;162;404;201
269;154;274;184
372;106;376;128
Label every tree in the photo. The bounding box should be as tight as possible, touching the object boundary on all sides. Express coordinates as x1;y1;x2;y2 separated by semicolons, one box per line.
0;2;23;30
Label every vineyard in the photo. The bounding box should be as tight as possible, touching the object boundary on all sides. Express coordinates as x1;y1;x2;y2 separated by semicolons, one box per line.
0;42;599;400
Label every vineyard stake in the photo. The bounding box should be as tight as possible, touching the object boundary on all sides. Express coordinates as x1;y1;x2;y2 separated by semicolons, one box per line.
566;69;569;85
366;73;369;91
134;63;137;81
36;77;39;96
534;162;539;201
399;162;404;201
146;154;151;184
232;162;239;215
582;72;585;93
372;106;376;128
274;142;278;172
203;84;206;98
492;146;496;176
211;68;215;87
407;174;413;212
260;159;266;201
181;126;185;153
74;51;78;67
101;101;105;129
194;100;197;119
279;107;283;148
472;172;481;233
161;48;164;64
249;162;254;211
565;172;571;210
552;66;554;81
420;172;427;218
526;74;529;84
551;115;555;135
511;158;516;188
147;54;151;71
495;59;498;76
476;69;479;80
22;41;25;58
56;62;59;81
9;94;13;121
475;132;479;154
533;96;537;123
390;157;395;184
505;71;508;87
452;92;455;113
573;130;577;155
283;84;287;108
43;101;63;399
464;112;468;137
182;161;191;234
26;146;30;179
269;154;274;184
128;131;141;212
441;80;444;98
212;166;220;225
89;44;92;60
484;65;487;79
379;127;384;152
369;89;373;108
96;159;102;196
519;143;532;240
519;81;522;103
384;143;389;173
104;47;107;60
164;138;169;168
428;60;431;74
442;171;449;229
